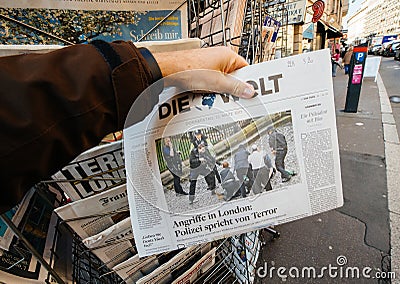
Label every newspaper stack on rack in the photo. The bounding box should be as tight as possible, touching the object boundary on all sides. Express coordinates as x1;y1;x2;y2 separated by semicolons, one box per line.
124;49;343;257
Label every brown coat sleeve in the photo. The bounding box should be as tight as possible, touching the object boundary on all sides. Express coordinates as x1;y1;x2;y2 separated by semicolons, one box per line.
0;41;157;213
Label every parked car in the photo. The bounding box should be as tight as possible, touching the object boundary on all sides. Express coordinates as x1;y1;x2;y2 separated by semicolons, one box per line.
394;45;400;60
370;44;382;55
377;42;392;56
383;40;400;57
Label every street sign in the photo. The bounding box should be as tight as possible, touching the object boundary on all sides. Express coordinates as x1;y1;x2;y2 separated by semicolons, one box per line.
354;52;365;63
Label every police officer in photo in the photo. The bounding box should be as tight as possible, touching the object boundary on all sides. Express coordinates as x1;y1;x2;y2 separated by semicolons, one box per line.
162;137;188;196
192;130;222;184
267;126;295;182
188;142;216;204
233;144;252;197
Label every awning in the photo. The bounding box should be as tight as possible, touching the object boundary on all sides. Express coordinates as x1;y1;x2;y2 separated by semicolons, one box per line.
326;25;343;39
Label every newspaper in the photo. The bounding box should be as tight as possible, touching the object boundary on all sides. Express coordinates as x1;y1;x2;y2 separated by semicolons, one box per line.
112;254;157;284
0;1;188;44
124;49;343;257
0;189;66;282
111;250;181;284
82;217;135;268
171;247;216;284
225;231;261;283
54;183;129;239
51;140;125;201
0;188;35;251
260;16;281;62
136;243;211;284
196;0;246;51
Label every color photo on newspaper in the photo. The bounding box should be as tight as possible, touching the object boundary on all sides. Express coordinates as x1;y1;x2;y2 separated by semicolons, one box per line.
155;111;301;214
124;49;343;257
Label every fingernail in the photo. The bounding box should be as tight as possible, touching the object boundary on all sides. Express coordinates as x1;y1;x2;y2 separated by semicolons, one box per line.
243;84;255;98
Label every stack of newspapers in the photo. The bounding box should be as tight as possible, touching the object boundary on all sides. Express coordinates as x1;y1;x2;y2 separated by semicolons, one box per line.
52;140;260;283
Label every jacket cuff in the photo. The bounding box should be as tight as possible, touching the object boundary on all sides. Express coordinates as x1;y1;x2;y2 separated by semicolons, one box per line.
138;47;163;83
108;41;161;129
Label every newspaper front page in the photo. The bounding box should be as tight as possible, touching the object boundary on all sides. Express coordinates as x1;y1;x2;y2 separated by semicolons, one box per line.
52;141;125;201
124;49;343;257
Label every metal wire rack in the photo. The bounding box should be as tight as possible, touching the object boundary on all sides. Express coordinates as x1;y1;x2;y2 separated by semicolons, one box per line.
0;1;290;283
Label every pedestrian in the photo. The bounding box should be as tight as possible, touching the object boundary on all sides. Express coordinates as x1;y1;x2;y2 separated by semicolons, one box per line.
188;142;216;204
162;137;188;196
191;130;222;184
343;46;353;75
267;126;296;183
233;144;252;197
331;48;341;77
0;40;254;213
220;162;241;201
248;144;272;194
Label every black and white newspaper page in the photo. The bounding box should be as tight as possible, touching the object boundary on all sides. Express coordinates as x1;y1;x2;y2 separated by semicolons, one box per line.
124;49;343;257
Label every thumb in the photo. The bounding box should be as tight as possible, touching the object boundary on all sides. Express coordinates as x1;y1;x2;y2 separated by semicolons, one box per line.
164;70;255;98
217;72;255;99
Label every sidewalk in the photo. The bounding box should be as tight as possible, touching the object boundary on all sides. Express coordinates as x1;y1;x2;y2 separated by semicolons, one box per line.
255;67;393;283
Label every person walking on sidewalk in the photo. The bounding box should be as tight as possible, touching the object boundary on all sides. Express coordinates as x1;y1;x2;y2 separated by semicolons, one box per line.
162;137;188;196
331;49;341;77
343;46;353;75
188;142;216;204
267;127;295;183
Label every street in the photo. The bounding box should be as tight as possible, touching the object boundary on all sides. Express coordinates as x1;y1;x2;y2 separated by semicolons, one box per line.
255;55;400;283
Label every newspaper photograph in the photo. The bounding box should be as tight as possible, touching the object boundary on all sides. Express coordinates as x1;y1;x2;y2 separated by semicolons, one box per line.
54;183;129;239
124;49;343;257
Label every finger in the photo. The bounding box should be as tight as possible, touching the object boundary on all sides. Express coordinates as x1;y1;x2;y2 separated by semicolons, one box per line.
164;70;255;98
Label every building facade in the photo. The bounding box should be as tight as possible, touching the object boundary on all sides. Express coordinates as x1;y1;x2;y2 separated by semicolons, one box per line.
347;0;400;44
268;0;348;56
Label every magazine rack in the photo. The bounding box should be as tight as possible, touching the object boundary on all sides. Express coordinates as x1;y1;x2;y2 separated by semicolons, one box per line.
0;0;287;283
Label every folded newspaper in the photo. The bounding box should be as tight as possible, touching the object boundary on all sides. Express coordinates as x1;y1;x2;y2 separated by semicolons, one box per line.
82;217;135;268
124;49;343;257
54;183;129;239
51;140;125;201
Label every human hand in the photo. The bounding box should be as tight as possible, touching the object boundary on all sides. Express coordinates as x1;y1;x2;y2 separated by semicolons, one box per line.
153;47;255;99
